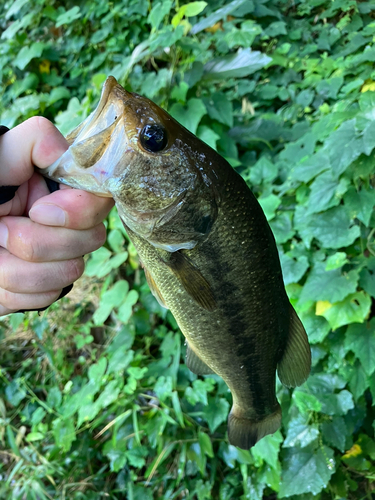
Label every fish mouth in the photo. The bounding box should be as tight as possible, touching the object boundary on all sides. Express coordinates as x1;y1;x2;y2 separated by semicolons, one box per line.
39;76;133;197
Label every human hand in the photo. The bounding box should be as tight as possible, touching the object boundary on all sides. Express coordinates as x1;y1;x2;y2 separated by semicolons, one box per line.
0;117;114;316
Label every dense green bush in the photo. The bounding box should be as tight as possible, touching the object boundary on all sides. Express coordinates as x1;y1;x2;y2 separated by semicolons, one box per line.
1;0;375;498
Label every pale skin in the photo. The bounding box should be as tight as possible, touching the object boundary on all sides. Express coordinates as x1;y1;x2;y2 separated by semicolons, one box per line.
0;116;114;316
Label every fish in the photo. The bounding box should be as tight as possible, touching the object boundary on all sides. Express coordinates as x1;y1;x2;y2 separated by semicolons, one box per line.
41;76;311;449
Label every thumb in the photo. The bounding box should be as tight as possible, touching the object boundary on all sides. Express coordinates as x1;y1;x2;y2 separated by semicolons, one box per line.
0;117;68;187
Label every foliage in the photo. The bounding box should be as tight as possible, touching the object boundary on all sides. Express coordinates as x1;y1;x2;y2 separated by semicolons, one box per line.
1;0;375;498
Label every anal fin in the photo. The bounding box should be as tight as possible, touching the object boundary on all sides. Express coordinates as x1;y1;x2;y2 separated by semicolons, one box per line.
165;251;217;312
186;342;215;375
277;305;311;388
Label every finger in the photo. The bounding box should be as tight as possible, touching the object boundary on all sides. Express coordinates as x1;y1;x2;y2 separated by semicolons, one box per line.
0;288;62;316
0;248;84;293
0;182;29;217
0;117;68;186
0;216;106;262
29;187;114;229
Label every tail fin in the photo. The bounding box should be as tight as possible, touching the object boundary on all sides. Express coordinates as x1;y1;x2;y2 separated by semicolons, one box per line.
227;405;281;450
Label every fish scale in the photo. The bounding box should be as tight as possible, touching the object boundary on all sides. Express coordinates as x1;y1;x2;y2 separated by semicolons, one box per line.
41;76;311;449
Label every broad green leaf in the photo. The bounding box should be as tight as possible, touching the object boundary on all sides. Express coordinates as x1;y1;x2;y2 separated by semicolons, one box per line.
258;194;281;221
290;150;330;183
26;432;44;442
318;292;371;330
5;380;26;406
345;318;375;375
203;397;229;432
169;98;206;134
202;92;233;127
52;418;76;452
279;446;335;497
344;187;375;227
295;205;360;249
298;263;359;305
323;120;364;176
56;6;82;27
269;212;294;244
319;390;354;416
248;156;278;184
14;42;45;70
348;362;369;401
203;48;271;80
321;417;347;452
199;431;214;458
359;263;375;297
117;290;139;323
292;391;322;414
172;2;207;27
251;431;282;470
283;416;319;448
306;171;349;215
48;86;71;105
280;253;309;286
325;252;348;270
197;125;220;149
148;1;173;30
88;358;107;383
300;309;331;344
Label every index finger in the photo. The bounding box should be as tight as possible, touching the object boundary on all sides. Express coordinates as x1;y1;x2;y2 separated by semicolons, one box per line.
0;116;68;186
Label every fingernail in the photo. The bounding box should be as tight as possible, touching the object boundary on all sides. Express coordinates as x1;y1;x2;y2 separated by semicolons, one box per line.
0;222;8;248
29;204;66;226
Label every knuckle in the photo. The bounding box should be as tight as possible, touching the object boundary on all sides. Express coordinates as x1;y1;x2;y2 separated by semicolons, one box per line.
65;257;85;283
26;116;54;134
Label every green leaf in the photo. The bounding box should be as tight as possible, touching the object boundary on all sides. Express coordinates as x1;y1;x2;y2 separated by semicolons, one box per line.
169;98;206;134
56;6;82;27
117;290;139;323
203;397;229;432
5;380;26;406
203;48;271;80
318;292;371;330
269;212;294;244
191;0;250;34
197;126;220;149
323;120;364;176
172;2;207;27
299;263;359;305
279;446;335;497
14;42;45;70
148;1;173;30
345;318;375;375
325;252;348;270
295;205;360;249
321;417;347;452
306;171;349;215
203;92;233;127
284;416;319;448
300;309;331;344
88;358;107;383
348;362;369;401
280;253;309;286
248;156;278;184
344;187;375;227
52;418;76;452
199;431;214;458
251;431;282;469
258;194;281;221
362;120;375;154
292;391;322;414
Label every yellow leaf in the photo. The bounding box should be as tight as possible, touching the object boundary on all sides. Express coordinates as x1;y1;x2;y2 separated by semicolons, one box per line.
205;21;222;33
361;79;375;92
316;300;332;316
39;59;50;74
343;443;362;458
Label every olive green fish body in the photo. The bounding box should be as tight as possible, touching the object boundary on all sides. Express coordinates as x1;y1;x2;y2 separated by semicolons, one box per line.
42;76;311;449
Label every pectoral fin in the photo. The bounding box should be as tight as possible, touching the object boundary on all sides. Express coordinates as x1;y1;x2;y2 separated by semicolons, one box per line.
165;251;217;312
144;267;168;309
186;342;215;375
277;305;311;388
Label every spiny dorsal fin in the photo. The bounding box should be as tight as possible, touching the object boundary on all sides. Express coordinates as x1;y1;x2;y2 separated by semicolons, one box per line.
277;305;311;388
166;251;217;312
144;267;168;309
186;342;215;375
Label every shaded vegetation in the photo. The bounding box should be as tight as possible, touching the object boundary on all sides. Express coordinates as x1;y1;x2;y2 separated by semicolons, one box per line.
0;0;375;498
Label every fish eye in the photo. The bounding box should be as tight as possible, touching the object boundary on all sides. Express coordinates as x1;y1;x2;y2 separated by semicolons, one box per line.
140;124;168;153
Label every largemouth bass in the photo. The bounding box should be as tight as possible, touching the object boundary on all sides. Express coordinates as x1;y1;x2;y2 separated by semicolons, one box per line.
42;76;311;449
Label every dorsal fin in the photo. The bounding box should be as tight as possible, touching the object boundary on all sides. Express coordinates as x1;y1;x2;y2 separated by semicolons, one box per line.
277;305;311;388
